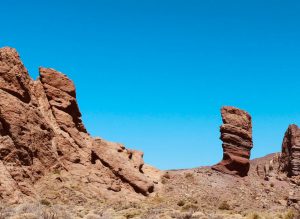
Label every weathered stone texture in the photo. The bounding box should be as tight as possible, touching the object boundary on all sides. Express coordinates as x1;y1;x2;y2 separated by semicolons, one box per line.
212;106;253;177
280;124;300;176
0;47;154;203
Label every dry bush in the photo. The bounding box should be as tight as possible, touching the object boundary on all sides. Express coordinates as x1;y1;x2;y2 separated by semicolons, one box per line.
284;209;295;219
218;201;230;210
177;200;185;207
40;199;51;206
184;173;194;179
10;213;37;219
181;203;199;212
247;212;261;219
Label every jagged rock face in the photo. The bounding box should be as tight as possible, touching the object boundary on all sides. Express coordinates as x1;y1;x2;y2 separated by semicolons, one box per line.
280;124;300;177
212;106;253;177
0;47;154;204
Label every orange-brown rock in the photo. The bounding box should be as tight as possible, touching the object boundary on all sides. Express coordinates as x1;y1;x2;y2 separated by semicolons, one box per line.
212;106;253;177
0;47;154;204
280;124;300;176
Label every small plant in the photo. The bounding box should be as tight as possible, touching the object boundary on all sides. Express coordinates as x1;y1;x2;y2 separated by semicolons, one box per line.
218;201;230;210
177;200;185;207
122;209;141;219
40;199;51;206
161;178;167;184
162;172;171;179
247;212;261;219
284;210;295;219
53;169;60;175
184;172;193;179
151;194;164;204
181;203;199;212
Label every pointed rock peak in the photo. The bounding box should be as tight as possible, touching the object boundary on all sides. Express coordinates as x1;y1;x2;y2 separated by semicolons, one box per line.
0;46;32;103
0;47;21;63
0;47;155;203
39;67;76;97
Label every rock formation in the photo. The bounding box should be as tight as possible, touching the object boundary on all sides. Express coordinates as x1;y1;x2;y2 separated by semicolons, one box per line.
280;124;300;177
0;47;154;204
212;106;253;177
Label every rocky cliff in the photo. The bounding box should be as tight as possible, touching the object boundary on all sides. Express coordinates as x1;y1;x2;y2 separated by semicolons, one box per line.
0;47;155;204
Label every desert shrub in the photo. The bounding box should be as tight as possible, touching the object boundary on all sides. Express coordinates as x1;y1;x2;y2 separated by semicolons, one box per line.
53;169;61;175
121;208;141;219
40;199;51;206
218;201;230;210
177;200;185;207
161;178;167;184
150;194;164;204
170;210;193;219
181;203;199;212
113;201;140;211
84;213;102;219
162;172;171;179
247;212;261;219
185;173;194;179
10;213;38;219
41;209;57;219
284;210;295;219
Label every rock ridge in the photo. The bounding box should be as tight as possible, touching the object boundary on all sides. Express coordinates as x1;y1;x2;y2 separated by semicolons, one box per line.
0;47;154;203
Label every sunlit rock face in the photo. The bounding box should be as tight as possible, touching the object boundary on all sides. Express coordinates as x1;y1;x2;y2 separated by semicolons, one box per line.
280;124;300;177
212;106;253;177
0;47;154;204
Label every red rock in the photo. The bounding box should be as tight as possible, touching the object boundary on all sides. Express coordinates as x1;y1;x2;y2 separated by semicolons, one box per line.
212;106;253;177
280;124;300;176
0;47;155;203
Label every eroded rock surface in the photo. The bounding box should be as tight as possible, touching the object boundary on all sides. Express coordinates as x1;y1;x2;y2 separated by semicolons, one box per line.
280;124;300;177
212;106;253;177
0;47;155;204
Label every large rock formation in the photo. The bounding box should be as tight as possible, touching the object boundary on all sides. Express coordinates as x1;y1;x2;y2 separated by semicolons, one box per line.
212;106;253;177
0;47;154;204
280;124;300;177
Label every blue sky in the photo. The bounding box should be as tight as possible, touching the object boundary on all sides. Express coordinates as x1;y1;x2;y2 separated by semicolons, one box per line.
2;0;300;169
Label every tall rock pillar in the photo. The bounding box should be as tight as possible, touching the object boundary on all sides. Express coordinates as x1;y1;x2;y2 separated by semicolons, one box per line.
280;124;300;177
212;106;253;177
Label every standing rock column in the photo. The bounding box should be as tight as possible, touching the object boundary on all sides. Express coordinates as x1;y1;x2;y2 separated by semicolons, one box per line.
280;124;300;177
212;106;253;177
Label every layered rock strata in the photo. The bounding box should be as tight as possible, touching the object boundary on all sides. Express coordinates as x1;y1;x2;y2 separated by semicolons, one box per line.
212;106;253;177
280;124;300;176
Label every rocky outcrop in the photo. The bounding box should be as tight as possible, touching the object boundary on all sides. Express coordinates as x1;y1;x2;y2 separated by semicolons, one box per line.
280;124;300;177
0;47;154;204
212;106;253;177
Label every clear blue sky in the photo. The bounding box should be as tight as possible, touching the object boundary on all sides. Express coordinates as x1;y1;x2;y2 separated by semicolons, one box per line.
2;0;300;169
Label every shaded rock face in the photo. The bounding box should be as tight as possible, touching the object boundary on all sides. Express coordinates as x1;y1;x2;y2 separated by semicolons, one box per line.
0;47;154;203
280;124;300;177
212;106;253;177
